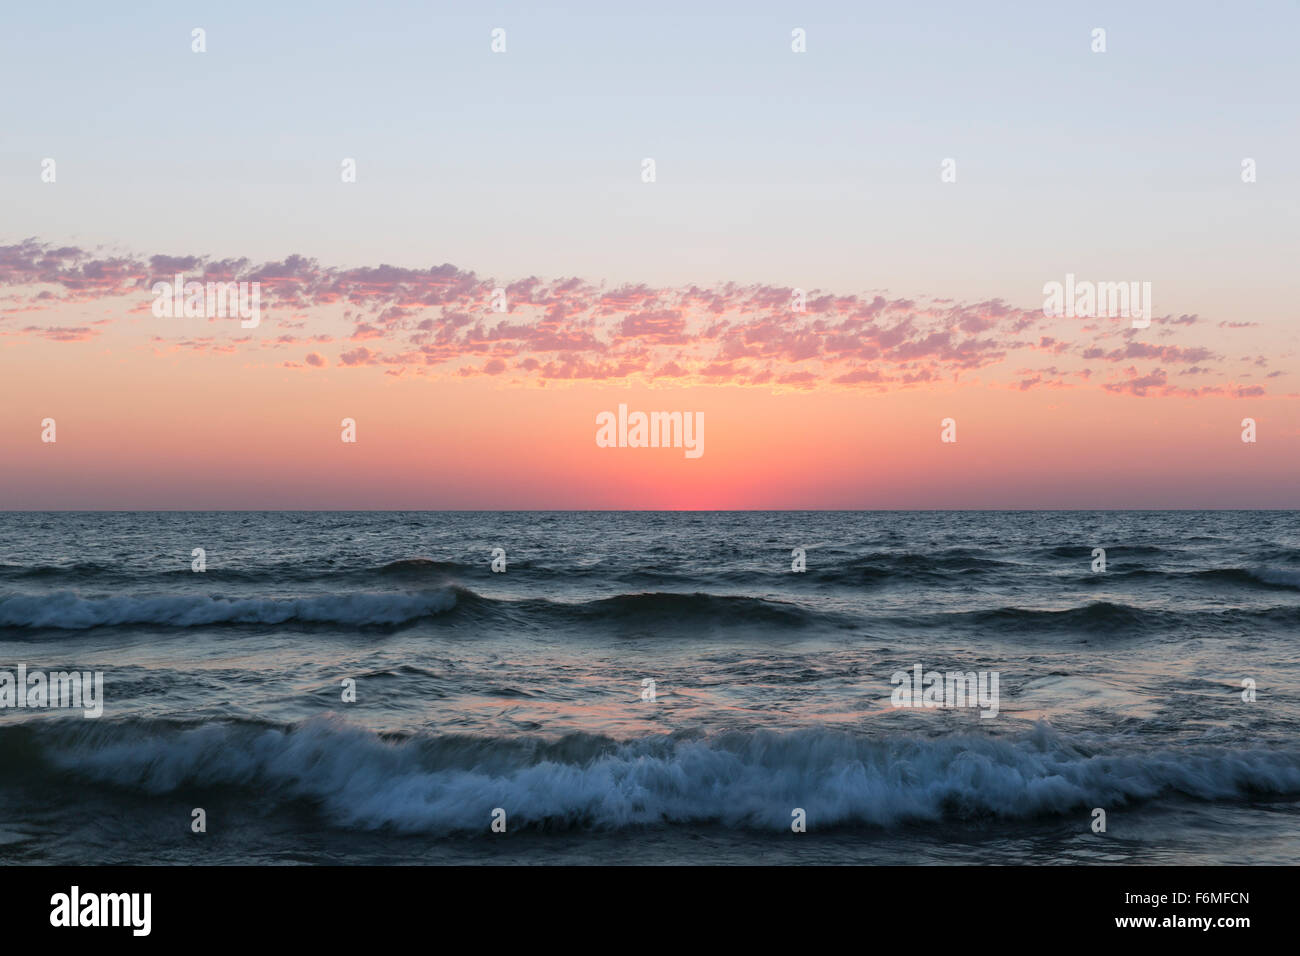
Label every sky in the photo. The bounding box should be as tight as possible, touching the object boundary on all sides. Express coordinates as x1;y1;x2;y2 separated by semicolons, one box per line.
1;1;1297;508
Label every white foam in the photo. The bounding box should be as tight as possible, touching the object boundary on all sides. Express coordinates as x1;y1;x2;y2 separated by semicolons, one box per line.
0;590;457;628
41;718;1300;832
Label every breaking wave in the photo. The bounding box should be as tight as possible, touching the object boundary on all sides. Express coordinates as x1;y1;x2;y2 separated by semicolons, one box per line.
9;717;1300;833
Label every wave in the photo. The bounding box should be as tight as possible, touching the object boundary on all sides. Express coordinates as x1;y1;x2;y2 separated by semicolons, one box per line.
928;599;1300;636
4;585;1297;635
938;601;1157;636
1245;567;1300;590
7;553;1299;599
0;590;457;629
0;587;827;632
439;588;840;632
7;717;1299;833
1080;566;1300;591
369;551;1011;591
557;591;822;627
1039;544;1172;559
0;557;481;586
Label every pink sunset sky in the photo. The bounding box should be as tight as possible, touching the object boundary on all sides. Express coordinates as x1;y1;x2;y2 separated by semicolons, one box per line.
0;239;1295;509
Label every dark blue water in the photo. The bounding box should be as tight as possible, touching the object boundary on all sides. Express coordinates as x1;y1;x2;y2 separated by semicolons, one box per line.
1;511;1298;864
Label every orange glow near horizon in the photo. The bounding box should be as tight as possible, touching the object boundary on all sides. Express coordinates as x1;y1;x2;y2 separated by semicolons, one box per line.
1;247;1296;509
2;348;1296;509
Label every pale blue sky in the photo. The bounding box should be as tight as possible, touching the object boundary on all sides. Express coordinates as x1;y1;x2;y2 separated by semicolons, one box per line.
2;0;1296;322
